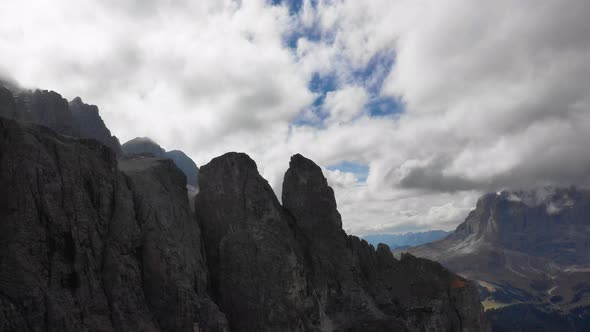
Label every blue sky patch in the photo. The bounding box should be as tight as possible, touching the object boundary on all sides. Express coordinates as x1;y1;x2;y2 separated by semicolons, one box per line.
309;72;338;95
285;24;326;50
272;0;329;49
291;72;338;127
366;96;405;117
327;161;369;183
270;0;319;15
351;49;396;94
270;0;303;15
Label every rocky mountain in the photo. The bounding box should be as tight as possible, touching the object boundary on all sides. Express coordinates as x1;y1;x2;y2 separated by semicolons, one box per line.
0;117;226;331
121;137;166;157
0;86;121;154
0;84;489;331
122;137;199;186
401;188;590;331
196;152;487;331
363;230;449;250
166;150;199;187
69;97;122;154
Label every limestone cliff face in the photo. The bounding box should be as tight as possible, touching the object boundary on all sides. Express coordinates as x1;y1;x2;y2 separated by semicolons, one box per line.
283;154;488;331
452;189;590;265
69;97;122;155
404;189;590;331
195;152;489;331
0;117;227;331
121;137;166;157
122;137;200;187
0;86;121;154
195;153;315;331
0;90;488;331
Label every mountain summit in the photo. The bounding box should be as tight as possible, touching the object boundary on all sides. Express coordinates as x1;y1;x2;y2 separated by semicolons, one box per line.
122;137;200;187
402;188;590;331
0;85;488;331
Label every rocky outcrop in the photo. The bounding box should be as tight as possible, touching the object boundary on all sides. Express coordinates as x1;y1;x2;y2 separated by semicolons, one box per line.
0;84;488;331
12;88;77;135
166;150;200;187
403;188;590;331
195;152;489;331
122;138;199;186
69;97;122;154
122;137;166;157
0;86;18;120
0;117;227;331
454;188;590;265
195;153;314;331
283;154;488;331
0;86;121;154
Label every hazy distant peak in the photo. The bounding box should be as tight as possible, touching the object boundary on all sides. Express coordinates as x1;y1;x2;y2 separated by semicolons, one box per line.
127;136;159;145
121;137;199;186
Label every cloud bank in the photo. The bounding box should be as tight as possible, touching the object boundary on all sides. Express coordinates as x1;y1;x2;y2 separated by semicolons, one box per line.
1;0;589;235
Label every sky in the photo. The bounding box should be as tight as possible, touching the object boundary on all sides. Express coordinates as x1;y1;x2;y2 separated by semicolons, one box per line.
1;0;590;235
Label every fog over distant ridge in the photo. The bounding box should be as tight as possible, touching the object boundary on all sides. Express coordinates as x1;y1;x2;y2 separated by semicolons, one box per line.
1;0;589;235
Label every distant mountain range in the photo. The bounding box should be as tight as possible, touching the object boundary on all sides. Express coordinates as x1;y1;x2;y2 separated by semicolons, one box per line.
363;230;449;250
399;188;590;331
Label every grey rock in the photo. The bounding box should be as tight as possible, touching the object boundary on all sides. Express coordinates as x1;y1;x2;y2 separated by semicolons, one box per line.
283;154;488;331
0;86;121;155
121;137;166;157
0;117;227;331
403;188;590;331
165;150;199;186
69;97;122;155
121;138;199;186
195;152;489;331
0;87;17;119
27;89;76;136
0;83;488;331
195;153;315;331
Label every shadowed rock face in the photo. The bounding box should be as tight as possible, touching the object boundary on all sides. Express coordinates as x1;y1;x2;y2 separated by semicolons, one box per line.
195;153;314;331
0;117;227;331
122;137;199;186
0;86;488;331
283;154;343;237
196;152;489;331
69;97;122;155
122;137;166;157
28;90;76;136
0;86;121;154
165;150;199;187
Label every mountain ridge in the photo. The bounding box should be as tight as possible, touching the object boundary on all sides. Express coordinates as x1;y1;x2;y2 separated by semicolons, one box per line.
122;137;200;186
363;230;450;250
0;86;122;154
0;83;489;331
400;188;590;331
